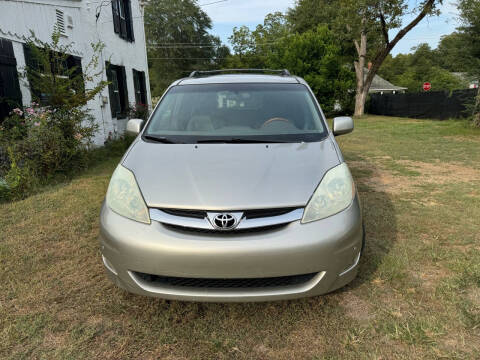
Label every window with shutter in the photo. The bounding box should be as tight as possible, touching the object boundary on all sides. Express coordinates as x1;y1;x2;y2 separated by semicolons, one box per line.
112;0;134;42
133;69;147;106
106;62;129;118
23;44;84;105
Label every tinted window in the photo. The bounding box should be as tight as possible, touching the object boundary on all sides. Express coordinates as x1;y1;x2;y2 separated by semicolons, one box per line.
144;83;327;143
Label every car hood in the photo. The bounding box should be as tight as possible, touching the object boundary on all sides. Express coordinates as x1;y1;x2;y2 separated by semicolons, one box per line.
122;138;340;210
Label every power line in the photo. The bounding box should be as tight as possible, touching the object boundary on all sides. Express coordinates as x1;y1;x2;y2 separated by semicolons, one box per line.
147;40;282;48
199;0;229;6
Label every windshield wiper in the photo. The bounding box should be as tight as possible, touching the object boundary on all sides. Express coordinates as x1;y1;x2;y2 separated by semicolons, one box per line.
143;135;181;144
196;138;288;144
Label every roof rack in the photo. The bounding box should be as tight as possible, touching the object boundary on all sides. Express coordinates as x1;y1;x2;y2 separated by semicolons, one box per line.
188;69;291;78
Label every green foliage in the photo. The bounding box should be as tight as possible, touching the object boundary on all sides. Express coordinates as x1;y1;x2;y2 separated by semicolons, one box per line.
267;26;355;115
436;32;475;73
378;44;467;92
227;16;355;115
145;0;229;96
286;0;434;62
23;30;107;109
227;12;290;68
0;104;98;200
287;0;443;115
0;31;107;201
457;0;480;126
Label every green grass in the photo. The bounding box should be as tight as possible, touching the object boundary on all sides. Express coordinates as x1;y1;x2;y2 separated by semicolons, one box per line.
1;115;479;359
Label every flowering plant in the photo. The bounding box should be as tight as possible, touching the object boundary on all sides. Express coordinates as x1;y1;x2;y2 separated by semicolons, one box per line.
128;102;149;121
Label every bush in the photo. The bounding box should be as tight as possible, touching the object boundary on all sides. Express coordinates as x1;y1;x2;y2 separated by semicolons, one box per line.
0;30;107;201
0;104;98;200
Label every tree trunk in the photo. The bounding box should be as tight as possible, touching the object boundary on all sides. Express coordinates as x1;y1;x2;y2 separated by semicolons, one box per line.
354;89;367;116
352;0;437;117
353;27;367;117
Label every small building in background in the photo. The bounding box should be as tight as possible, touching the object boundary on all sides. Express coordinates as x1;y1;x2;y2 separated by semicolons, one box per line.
0;0;151;145
367;72;408;94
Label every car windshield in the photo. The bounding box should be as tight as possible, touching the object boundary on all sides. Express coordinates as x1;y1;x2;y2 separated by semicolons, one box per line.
144;83;327;143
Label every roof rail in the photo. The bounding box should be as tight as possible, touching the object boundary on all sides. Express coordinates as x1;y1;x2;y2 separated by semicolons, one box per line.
189;69;291;78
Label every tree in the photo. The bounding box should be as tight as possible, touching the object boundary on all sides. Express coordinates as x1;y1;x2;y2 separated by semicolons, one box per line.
227;12;290;69
267;26;355;115
144;0;229;96
288;0;442;116
378;43;467;92
436;32;474;73
227;16;354;115
458;0;480;126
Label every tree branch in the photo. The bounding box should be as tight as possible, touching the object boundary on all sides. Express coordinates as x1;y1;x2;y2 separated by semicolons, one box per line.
364;0;437;92
379;12;389;45
354;39;361;56
389;0;435;51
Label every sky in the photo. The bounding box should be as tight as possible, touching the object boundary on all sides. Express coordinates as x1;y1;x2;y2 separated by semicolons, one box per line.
202;0;461;56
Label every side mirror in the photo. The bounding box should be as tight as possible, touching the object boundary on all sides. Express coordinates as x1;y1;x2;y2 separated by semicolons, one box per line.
126;118;144;136
332;116;354;136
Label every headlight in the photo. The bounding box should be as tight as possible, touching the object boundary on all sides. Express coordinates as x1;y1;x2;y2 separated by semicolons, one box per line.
106;165;150;224
302;163;355;223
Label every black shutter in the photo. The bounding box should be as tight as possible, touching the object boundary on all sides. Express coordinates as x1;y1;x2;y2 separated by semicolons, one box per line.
119;0;128;39
132;69;146;105
67;55;84;94
125;0;135;42
111;0;120;34
106;62;119;117
23;44;35;69
23;43;43;103
0;38;22;122
139;71;146;105
118;65;128;116
132;69;140;104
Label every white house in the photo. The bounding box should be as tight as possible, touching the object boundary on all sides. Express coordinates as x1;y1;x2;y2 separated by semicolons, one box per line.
0;0;151;145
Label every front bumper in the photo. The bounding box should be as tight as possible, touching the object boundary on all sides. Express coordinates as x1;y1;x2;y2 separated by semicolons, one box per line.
99;196;363;302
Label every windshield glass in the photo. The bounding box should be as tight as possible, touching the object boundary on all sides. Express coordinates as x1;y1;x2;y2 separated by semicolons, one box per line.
144;83;327;143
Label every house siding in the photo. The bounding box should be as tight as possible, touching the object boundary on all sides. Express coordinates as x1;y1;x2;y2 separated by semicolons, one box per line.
0;0;151;145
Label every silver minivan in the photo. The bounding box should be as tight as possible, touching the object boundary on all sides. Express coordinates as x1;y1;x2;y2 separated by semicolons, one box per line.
100;70;364;302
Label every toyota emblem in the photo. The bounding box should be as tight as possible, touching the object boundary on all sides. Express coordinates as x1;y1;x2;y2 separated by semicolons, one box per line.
213;213;237;230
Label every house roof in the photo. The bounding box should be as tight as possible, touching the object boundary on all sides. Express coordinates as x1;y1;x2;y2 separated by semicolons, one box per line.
365;69;407;92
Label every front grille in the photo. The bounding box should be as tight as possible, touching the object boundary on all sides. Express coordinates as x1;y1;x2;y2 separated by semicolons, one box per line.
163;222;287;235
244;207;298;219
159;207;299;220
133;272;317;289
151;207;303;233
161;208;205;219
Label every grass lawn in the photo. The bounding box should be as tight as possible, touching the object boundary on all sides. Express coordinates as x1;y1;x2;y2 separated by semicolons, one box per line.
1;115;479;359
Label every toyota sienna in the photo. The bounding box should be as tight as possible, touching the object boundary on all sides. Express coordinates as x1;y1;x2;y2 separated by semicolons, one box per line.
99;69;364;302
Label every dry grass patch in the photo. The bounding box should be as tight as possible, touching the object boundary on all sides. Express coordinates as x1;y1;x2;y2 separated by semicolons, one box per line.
348;157;480;196
339;292;374;322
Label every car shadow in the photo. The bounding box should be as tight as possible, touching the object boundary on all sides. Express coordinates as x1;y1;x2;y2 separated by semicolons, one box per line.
330;155;398;293
109;156;398;356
